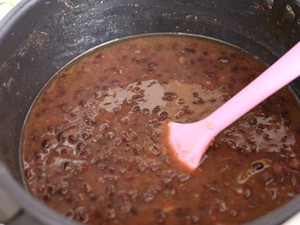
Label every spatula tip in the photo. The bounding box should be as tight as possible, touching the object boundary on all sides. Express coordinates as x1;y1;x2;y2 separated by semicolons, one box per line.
167;121;209;172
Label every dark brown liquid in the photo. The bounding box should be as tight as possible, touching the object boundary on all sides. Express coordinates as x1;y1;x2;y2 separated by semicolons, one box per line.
22;34;300;225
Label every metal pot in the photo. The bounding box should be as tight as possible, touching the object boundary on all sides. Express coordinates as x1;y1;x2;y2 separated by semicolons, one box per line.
0;0;299;224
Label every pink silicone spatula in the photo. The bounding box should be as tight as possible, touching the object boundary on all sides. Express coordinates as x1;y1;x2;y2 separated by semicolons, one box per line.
168;42;300;171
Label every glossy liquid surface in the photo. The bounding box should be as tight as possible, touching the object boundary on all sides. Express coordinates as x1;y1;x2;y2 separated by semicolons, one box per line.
22;35;300;225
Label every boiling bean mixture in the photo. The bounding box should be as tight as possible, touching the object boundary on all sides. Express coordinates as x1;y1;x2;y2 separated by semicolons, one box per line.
22;35;300;225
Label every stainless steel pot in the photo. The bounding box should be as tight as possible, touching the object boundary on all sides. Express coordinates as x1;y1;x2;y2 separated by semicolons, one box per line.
0;0;299;224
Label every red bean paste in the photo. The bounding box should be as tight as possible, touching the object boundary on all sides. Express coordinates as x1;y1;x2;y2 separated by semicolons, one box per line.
22;35;300;225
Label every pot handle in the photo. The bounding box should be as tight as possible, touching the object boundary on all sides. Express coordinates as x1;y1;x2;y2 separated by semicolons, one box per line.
0;185;44;225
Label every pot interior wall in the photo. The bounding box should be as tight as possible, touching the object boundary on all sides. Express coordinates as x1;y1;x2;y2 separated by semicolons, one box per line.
0;0;299;224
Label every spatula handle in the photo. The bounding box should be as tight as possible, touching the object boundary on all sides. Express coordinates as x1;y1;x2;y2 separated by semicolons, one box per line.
206;42;300;134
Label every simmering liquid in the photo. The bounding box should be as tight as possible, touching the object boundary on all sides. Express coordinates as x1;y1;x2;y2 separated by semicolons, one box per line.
22;34;300;225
